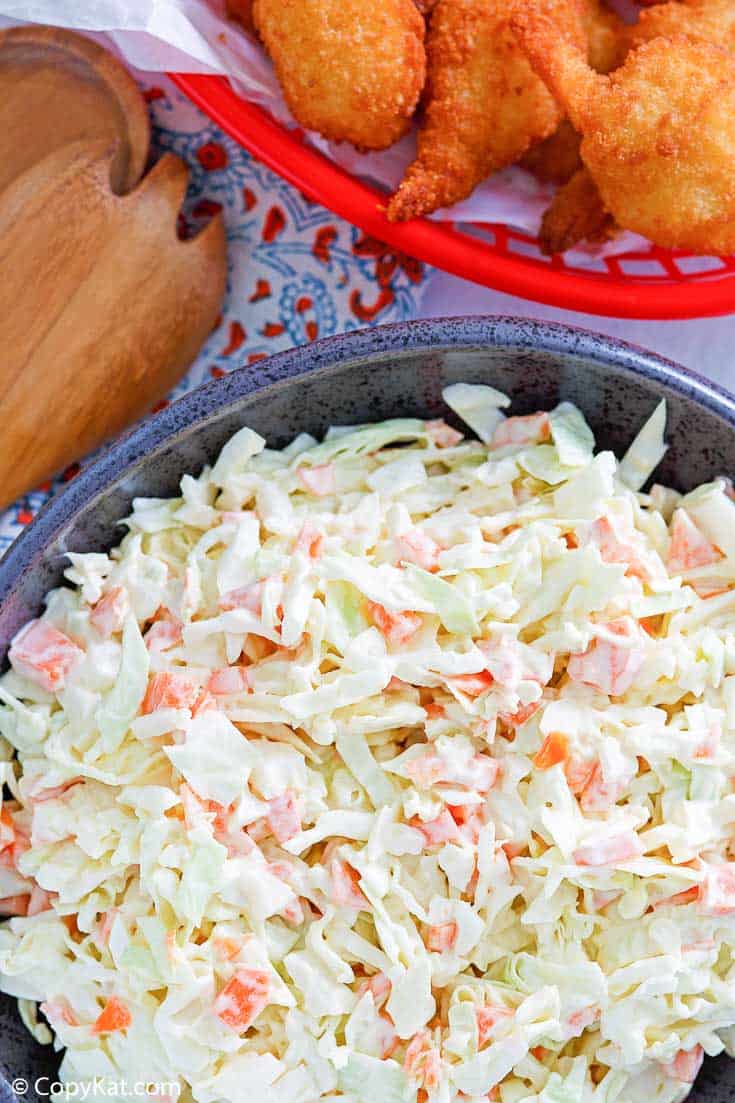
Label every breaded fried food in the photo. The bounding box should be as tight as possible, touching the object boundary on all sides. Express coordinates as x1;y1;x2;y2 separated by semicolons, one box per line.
539;166;616;253
527;2;625;249
520;119;582;184
511;7;735;253
582;0;629;73
631;0;735;52
386;0;587;221
227;0;255;33
521;2;625;189
252;0;426;151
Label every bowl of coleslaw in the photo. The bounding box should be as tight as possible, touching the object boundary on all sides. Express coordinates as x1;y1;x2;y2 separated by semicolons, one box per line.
0;316;734;1103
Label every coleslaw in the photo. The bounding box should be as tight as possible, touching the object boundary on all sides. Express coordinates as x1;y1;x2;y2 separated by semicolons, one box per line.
1;384;735;1103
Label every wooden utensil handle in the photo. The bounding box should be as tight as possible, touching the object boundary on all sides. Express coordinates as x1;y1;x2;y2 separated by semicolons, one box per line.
0;142;227;508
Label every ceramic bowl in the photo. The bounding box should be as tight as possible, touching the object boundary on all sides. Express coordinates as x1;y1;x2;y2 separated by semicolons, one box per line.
1;317;733;1102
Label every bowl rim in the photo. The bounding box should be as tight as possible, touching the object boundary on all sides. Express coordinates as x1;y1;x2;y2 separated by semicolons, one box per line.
2;315;735;610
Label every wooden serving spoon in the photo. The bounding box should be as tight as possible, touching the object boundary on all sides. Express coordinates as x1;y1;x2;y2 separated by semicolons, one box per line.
0;140;227;509
0;26;228;509
0;24;150;196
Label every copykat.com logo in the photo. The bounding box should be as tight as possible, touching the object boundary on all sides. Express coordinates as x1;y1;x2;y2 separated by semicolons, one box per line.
11;1079;181;1100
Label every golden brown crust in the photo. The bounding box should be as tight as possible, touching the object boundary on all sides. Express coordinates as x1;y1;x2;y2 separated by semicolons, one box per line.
513;6;735;253
252;0;426;151
539;166;616;253
387;0;587;221
521;3;625;190
587;37;735;252
630;0;735;54
510;5;602;131
582;0;629;73
520;118;582;184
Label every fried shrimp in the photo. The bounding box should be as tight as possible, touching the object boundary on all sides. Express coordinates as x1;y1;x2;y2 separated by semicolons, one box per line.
631;0;735;53
529;1;625;249
252;0;426;151
521;1;625;188
523;1;625;243
582;0;629;74
386;0;586;221
520;118;582;184
539;166;616;253
512;6;735;254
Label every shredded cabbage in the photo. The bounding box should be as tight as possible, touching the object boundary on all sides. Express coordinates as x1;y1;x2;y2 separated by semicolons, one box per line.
1;389;734;1103
443;382;510;444
618;400;668;491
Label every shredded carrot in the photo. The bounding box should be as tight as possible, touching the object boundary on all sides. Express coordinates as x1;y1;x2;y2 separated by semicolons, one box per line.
447;671;494;697
533;732;569;770
213;969;270;1031
92;996;132;1035
640;615;663;637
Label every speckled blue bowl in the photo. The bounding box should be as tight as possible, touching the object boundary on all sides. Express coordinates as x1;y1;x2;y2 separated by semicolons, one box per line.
0;317;733;1102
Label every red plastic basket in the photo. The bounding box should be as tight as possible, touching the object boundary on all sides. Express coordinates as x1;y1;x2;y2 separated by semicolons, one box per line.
171;72;735;321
